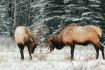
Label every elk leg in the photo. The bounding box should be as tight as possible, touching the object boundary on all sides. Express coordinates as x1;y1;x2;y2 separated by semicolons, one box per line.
28;47;32;60
18;44;24;60
70;45;75;60
100;44;105;59
94;46;99;59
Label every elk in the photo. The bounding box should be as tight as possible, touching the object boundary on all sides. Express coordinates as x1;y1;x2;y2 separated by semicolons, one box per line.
14;26;37;60
48;25;104;60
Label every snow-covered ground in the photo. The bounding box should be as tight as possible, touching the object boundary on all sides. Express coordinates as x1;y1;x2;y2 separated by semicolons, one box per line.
0;37;105;70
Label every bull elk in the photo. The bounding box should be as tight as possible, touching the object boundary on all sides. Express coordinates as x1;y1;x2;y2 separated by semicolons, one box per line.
14;26;38;60
48;25;104;60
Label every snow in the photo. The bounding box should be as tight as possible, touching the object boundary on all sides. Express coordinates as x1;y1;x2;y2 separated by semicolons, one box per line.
0;37;105;70
89;0;101;4
0;47;105;70
90;5;100;7
82;12;93;16
92;20;100;23
65;18;81;22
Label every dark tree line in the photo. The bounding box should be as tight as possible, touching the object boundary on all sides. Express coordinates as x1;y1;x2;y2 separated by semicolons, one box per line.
0;0;105;39
0;0;34;37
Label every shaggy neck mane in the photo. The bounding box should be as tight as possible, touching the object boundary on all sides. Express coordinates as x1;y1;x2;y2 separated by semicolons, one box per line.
52;34;64;50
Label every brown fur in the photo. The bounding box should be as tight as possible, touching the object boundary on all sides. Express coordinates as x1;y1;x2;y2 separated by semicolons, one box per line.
84;25;102;37
48;25;104;60
14;26;37;60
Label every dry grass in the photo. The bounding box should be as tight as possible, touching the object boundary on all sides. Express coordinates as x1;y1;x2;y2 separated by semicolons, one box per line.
64;53;71;60
0;37;105;70
0;45;104;70
33;48;48;60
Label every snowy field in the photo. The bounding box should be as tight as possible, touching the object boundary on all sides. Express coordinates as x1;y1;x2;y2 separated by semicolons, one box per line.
0;37;105;70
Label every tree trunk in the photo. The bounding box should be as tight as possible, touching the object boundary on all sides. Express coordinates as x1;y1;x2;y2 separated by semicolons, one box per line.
13;0;17;37
10;0;17;37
